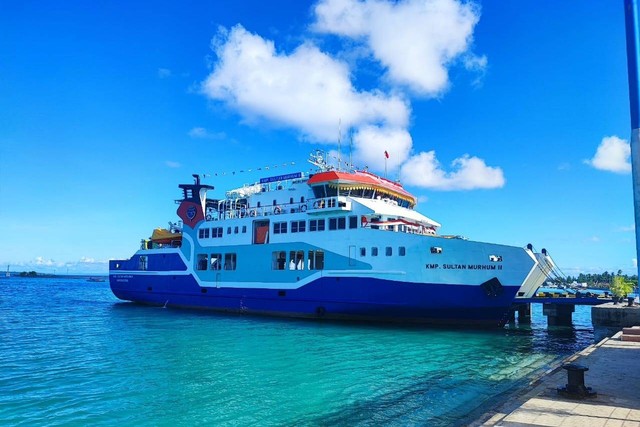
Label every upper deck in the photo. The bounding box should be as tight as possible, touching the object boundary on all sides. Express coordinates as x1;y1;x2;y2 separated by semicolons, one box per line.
201;150;426;224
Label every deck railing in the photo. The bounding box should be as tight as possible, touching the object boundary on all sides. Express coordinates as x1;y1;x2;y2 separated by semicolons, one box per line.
205;196;352;221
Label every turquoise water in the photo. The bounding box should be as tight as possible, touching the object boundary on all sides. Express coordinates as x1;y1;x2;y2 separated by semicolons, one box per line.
0;277;596;426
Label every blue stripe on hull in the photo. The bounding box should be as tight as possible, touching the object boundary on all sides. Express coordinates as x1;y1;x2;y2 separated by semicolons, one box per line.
110;273;518;327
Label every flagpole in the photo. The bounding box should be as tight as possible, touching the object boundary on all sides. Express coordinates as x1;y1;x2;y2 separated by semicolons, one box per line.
384;151;389;178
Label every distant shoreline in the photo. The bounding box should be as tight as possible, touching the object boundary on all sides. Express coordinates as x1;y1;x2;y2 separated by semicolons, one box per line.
4;272;107;279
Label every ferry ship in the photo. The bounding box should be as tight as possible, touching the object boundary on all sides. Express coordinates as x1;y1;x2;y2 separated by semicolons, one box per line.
109;151;546;326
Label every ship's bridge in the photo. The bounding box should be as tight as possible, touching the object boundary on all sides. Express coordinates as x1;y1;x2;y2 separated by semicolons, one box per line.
307;170;417;208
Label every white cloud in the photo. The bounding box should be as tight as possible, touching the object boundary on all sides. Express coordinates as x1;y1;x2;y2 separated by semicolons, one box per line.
352;125;413;171
188;127;226;140
312;0;483;96
585;135;631;173
188;127;208;138
198;11;500;192
462;53;487;88
201;25;410;142
324;126;413;171
34;256;58;266
158;68;172;78
400;151;505;190
165;161;181;168
6;257;108;274
463;53;487;72
77;257;109;266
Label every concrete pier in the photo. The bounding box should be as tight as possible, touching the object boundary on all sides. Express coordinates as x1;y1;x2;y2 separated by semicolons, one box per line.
474;330;640;426
543;303;575;326
517;303;531;323
592;302;640;328
509;303;532;324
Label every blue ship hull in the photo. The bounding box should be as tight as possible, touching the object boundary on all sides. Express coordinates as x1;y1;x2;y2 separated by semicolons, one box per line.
110;263;519;327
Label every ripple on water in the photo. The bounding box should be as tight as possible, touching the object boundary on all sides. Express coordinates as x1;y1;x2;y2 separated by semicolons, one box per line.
0;277;596;426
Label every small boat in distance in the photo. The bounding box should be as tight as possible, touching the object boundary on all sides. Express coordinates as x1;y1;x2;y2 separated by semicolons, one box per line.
87;277;106;282
6;265;9;278
109;150;550;327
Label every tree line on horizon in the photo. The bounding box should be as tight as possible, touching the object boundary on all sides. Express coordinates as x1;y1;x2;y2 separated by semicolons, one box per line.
560;270;638;287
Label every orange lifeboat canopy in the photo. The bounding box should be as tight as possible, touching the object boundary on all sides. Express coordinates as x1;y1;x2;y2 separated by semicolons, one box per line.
150;228;182;244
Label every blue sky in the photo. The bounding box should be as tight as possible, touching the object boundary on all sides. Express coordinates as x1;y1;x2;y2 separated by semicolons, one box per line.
0;0;635;276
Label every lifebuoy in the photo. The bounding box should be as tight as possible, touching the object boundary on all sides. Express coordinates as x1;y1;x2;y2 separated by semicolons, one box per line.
274;206;282;215
249;209;257;217
300;204;307;212
206;214;212;221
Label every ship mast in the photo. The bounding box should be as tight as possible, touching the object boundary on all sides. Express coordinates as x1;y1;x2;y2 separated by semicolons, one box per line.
337;119;342;172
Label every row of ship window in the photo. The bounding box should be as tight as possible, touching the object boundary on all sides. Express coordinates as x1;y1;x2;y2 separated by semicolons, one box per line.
198;216;360;239
196;253;237;271
199;226;247;239
194;251;325;272
193;246;407;274
274;216;358;234
363;246;406;257
272;250;325;270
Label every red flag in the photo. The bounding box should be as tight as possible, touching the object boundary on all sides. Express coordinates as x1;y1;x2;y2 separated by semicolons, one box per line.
384;151;389;159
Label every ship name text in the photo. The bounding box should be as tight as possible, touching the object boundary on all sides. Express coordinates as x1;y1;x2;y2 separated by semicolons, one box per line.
425;264;503;271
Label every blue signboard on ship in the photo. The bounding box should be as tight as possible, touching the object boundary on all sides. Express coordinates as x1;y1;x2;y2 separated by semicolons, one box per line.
259;172;302;184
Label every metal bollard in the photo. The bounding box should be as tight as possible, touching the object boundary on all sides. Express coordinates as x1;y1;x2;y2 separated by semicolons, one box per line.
557;363;597;399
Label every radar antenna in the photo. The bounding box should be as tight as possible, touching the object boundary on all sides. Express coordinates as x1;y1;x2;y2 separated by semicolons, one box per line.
308;150;330;171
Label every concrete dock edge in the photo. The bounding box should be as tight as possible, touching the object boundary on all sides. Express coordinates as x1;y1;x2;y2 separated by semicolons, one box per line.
470;330;640;426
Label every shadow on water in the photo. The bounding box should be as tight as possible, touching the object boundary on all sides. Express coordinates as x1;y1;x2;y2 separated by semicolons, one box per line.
109;300;512;335
108;301;597;365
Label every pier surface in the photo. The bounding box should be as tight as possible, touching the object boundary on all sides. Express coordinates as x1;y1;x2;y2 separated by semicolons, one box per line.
475;330;640;426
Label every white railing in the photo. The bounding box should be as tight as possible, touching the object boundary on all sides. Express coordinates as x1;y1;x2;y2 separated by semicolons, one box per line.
204;196;352;221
